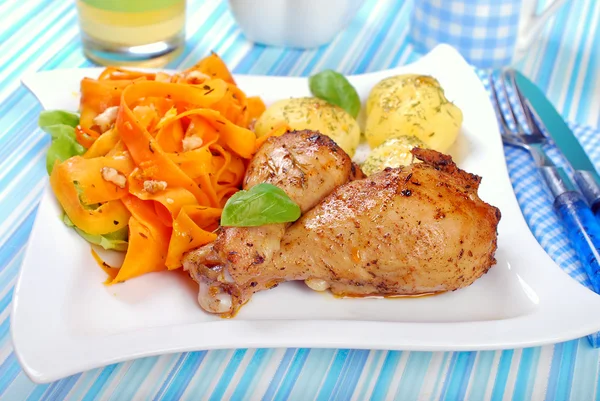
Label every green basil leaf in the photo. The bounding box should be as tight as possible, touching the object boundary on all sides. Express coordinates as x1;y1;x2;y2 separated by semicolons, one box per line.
63;214;129;252
39;110;86;174
221;183;301;227
309;69;361;118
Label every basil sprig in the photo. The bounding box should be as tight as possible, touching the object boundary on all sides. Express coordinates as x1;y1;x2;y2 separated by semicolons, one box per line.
309;69;361;118
221;183;301;227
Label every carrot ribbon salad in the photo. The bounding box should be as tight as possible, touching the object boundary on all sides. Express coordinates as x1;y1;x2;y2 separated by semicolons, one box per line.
41;54;267;284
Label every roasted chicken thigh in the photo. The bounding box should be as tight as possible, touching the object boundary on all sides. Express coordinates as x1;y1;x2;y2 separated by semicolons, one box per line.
273;148;501;297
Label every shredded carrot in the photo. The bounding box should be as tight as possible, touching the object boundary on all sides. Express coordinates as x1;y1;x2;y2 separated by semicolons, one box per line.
50;53;266;283
166;205;221;269
91;249;120;284
246;96;267;127
50;156;132;234
255;123;291;151
111;214;170;284
185;53;236;84
98;67;157;81
84;128;120;158
75;125;100;148
79;78;142;131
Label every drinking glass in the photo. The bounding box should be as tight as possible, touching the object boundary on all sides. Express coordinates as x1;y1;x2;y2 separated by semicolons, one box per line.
76;0;186;67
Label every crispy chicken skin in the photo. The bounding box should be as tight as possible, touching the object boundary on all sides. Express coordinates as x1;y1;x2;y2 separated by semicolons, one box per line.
183;130;357;314
272;148;501;296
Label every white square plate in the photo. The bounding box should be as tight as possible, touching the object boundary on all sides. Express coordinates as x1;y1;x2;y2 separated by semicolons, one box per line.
15;44;600;383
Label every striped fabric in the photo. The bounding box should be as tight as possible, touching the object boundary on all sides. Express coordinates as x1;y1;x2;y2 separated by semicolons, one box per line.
1;0;600;399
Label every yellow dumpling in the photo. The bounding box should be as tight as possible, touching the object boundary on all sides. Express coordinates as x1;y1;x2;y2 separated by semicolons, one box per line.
365;74;462;152
254;97;361;157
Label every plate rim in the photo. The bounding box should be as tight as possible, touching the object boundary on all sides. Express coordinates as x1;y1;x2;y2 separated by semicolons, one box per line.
14;44;600;383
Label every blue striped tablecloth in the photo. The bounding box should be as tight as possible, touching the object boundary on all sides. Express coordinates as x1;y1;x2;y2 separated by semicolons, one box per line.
1;0;600;399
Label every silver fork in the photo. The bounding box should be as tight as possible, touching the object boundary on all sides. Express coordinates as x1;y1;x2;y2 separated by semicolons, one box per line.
489;70;600;297
489;71;571;194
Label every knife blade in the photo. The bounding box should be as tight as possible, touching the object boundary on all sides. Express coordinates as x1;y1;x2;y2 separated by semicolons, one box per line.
513;70;600;215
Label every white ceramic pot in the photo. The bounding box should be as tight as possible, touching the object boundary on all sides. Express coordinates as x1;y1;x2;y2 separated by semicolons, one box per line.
228;0;367;48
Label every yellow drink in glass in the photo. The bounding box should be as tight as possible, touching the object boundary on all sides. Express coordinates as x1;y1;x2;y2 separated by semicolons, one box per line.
76;0;186;67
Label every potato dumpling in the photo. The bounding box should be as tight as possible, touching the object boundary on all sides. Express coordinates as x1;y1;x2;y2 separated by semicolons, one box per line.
361;135;428;176
254;97;361;157
365;74;462;152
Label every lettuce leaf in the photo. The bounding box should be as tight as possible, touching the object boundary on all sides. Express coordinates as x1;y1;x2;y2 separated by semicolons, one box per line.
39;110;80;128
39;110;86;174
63;214;129;252
43;111;126;251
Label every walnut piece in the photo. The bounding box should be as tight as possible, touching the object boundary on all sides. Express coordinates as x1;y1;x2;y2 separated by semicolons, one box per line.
101;167;126;189
182;136;204;152
143;180;168;194
93;106;119;133
186;70;211;83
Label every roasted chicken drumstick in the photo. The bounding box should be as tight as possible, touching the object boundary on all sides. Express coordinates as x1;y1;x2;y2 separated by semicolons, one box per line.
183;130;358;314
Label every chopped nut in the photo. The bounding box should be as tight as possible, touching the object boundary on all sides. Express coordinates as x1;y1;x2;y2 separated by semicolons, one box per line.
93;106;119;133
186;70;211;83
182;136;204;152
111;151;130;161
133;105;154;117
101;167;126;188
248;118;258;132
133;105;156;130
155;72;171;83
143;180;168;194
156;107;178;130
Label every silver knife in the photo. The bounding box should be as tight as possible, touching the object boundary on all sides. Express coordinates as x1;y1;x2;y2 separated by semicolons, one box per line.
512;70;600;215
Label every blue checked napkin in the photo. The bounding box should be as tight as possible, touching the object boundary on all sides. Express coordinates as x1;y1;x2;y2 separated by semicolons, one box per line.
476;69;600;346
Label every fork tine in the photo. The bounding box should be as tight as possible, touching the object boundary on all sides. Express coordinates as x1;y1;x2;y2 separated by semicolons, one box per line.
497;70;522;132
502;133;527;147
489;72;512;134
506;69;546;138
